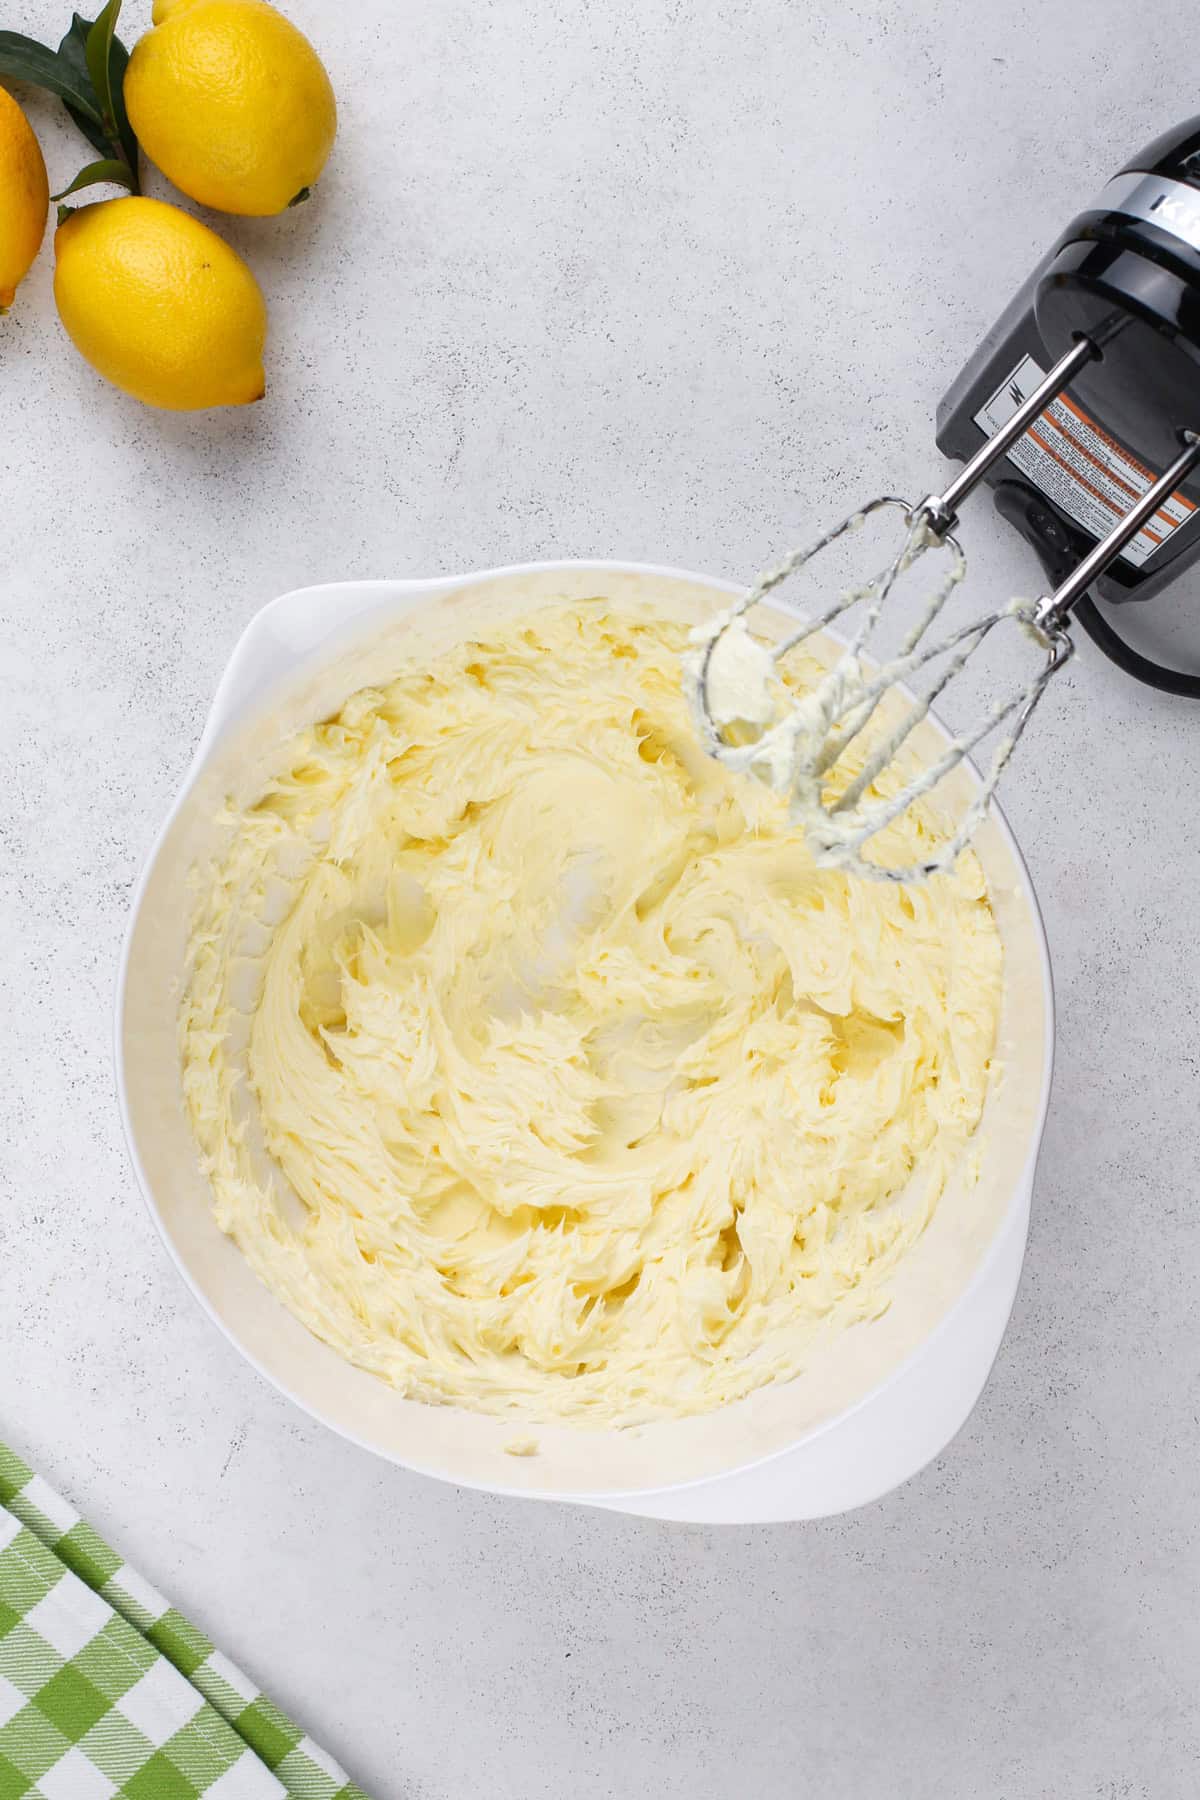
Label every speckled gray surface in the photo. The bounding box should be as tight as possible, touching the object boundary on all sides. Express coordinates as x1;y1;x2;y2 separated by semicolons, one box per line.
3;0;1200;1794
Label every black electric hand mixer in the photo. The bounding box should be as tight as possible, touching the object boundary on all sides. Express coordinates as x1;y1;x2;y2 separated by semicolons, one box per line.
688;115;1200;882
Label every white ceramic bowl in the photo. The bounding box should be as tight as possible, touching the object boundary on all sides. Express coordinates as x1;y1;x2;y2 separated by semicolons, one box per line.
117;561;1054;1522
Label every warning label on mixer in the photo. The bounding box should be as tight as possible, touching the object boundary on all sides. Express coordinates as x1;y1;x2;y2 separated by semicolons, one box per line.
974;354;1196;566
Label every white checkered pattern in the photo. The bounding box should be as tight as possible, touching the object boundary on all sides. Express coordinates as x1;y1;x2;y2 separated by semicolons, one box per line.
24;1569;109;1660
120;1656;204;1745
39;1747;118;1800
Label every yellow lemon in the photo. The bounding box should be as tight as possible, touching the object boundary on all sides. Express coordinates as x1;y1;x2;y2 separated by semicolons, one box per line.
54;197;267;409
125;0;336;217
0;86;49;311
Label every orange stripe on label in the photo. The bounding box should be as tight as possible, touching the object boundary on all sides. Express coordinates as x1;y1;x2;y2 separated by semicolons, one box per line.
1026;425;1125;515
1042;412;1142;502
1056;392;1157;477
1027;422;1189;539
1051;394;1196;517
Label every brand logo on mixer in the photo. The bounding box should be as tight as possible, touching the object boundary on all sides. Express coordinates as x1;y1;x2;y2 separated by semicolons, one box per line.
1149;189;1200;236
1098;171;1200;252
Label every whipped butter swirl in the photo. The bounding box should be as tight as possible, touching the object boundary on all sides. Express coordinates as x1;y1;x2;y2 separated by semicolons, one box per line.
181;600;1002;1424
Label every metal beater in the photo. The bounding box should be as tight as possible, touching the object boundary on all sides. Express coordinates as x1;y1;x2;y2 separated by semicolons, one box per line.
686;339;1200;883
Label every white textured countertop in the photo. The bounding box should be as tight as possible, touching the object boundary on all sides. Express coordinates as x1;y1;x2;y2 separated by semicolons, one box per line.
4;1;1199;1794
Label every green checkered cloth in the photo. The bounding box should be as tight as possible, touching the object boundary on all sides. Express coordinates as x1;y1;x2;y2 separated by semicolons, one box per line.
0;1441;369;1800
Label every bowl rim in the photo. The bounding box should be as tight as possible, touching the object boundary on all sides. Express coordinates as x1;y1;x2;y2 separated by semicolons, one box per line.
114;557;1056;1504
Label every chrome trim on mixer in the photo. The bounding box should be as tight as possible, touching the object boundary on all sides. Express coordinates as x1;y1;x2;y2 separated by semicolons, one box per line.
1092;170;1200;253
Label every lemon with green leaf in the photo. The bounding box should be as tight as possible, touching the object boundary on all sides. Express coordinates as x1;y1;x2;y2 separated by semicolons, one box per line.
0;86;49;311
54;195;267;408
125;0;336;217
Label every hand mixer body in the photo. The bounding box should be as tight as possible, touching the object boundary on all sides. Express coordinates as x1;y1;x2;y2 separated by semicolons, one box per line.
936;116;1200;619
691;117;1200;875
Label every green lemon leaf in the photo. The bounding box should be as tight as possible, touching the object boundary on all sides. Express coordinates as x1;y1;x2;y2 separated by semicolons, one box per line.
57;17;109;154
50;155;136;200
58;8;138;184
84;0;120;124
105;31;137;175
0;16;139;188
0;29;103;121
57;18;96;89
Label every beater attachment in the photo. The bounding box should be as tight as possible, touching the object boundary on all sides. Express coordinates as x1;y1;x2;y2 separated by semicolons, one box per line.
686;339;1200;882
